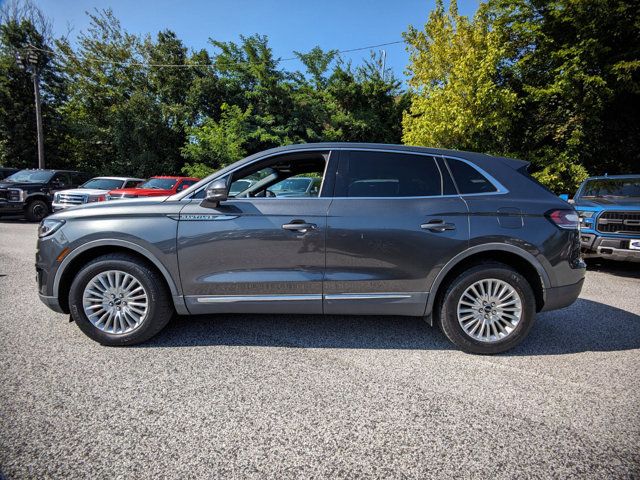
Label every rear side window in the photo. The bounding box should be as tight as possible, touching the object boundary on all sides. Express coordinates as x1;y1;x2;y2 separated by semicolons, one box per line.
338;151;442;197
446;158;497;194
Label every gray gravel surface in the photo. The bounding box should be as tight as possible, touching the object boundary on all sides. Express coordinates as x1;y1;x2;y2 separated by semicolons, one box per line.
1;220;639;479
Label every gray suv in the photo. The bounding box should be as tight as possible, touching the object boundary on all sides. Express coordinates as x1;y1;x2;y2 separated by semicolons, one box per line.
36;143;586;354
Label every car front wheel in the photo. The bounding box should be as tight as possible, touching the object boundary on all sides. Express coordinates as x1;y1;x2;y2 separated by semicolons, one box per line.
438;262;536;354
68;253;173;346
26;199;49;222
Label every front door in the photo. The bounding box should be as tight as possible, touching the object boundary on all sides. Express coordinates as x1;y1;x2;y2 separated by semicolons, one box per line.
177;151;334;315
324;149;470;316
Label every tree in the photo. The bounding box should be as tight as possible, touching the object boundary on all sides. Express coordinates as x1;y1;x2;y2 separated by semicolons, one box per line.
403;0;640;192
181;103;250;177
0;0;69;169
56;10;195;176
491;0;639;186
402;0;517;154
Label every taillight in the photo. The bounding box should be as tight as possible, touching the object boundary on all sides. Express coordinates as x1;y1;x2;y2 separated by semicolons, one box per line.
546;209;579;229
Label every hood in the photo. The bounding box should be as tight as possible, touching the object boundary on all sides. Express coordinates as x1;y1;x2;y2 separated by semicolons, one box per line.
56;188;110;196
109;187;173;196
50;195;172;220
574;197;640;209
0;181;45;189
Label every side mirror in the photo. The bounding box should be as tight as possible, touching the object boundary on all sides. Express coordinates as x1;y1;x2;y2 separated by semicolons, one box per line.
559;194;569;201
202;177;229;207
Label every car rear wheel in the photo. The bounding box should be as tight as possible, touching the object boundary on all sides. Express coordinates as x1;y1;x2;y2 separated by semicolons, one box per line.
437;262;536;354
25;199;49;222
68;253;173;346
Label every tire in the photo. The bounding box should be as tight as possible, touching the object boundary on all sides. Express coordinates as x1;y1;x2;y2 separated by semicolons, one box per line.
437;262;536;354
68;253;174;346
25;199;49;222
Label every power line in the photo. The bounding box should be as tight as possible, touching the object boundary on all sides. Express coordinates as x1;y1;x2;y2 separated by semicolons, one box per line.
25;40;404;69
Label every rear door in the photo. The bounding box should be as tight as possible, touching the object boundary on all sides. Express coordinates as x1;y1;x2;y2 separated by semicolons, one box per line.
324;149;470;316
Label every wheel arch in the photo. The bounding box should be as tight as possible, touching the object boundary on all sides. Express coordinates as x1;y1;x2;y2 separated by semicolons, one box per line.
54;239;184;314
26;192;49;202
425;243;550;320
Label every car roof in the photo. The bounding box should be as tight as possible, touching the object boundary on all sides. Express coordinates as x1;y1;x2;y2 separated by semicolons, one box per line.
149;176;199;180
14;168;85;173
91;176;145;181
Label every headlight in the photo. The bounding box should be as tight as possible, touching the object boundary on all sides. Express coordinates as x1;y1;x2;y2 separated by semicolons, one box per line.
87;195;106;203
8;188;25;202
577;210;595;218
38;219;65;238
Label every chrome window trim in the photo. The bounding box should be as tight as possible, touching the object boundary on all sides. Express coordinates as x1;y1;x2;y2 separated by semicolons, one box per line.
181;147;509;201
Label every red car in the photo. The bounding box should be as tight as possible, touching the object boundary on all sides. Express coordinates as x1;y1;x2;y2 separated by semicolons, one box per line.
107;176;200;200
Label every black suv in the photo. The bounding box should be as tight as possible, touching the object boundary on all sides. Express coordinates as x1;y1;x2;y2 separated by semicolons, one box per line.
0;169;90;221
36;144;585;354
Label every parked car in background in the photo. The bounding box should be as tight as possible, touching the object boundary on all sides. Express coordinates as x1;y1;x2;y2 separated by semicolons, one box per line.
106;176;199;200
269;176;322;197
569;175;640;262
36;143;585;354
52;177;145;211
0;167;19;180
0;169;90;221
228;179;255;196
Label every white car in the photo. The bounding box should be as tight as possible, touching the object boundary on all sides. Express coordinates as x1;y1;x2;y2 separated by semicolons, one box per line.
52;177;144;211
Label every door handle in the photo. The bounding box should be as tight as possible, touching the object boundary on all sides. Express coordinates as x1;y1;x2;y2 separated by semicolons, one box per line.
421;220;456;232
282;220;317;233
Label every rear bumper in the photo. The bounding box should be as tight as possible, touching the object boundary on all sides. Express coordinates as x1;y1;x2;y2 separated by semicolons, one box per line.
541;278;584;312
581;233;640;262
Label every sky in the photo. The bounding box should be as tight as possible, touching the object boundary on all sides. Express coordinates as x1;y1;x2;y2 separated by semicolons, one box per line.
29;0;479;81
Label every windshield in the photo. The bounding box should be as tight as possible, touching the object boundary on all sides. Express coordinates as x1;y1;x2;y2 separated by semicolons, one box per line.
270;178;312;193
139;178;177;190
580;178;640;198
81;178;124;190
5;170;55;183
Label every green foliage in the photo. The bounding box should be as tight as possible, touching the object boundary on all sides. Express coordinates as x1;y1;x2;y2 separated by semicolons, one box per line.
181;103;249;176
532;161;589;194
0;9;69;169
402;0;517;153
403;0;640;192
1;0;637;193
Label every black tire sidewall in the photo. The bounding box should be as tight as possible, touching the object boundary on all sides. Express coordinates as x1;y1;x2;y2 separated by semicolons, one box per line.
439;265;536;354
69;256;171;346
26;199;49;222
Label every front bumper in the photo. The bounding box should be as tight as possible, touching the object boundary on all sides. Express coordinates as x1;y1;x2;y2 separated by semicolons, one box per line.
541;278;585;312
52;202;72;212
38;293;65;313
580;233;640;262
0;201;24;215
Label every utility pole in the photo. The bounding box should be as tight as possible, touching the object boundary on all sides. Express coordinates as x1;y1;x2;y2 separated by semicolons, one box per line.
381;49;386;81
17;46;45;169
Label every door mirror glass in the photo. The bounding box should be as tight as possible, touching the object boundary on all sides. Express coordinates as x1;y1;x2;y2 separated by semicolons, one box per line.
202;177;229;207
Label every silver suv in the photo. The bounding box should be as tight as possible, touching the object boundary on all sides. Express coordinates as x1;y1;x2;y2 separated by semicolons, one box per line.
36;143;586;354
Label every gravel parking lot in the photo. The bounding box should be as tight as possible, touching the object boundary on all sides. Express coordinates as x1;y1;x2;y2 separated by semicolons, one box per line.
1;220;639;479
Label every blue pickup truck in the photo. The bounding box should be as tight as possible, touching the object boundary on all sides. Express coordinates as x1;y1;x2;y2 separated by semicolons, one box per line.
564;175;640;262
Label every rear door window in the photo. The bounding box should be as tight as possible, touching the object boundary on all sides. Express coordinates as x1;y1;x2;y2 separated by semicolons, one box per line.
337;151;442;197
445;158;497;194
